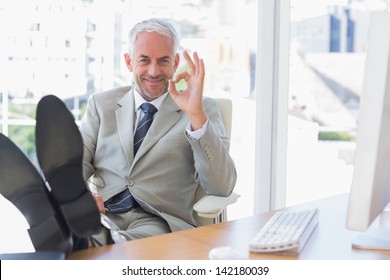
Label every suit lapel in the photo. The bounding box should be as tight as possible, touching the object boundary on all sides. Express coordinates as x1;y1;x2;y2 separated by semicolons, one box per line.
115;87;135;166
133;94;182;162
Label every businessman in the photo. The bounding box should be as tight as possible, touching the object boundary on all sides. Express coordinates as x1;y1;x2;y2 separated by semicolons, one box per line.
81;18;237;246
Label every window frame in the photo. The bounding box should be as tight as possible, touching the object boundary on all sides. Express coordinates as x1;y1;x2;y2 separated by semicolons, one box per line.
254;0;290;213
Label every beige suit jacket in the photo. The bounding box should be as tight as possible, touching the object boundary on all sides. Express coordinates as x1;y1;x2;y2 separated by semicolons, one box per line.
80;85;236;231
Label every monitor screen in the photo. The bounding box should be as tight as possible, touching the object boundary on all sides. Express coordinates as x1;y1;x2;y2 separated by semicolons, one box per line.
346;11;390;250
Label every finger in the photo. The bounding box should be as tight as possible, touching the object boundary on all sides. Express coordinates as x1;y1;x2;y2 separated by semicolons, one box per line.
183;50;196;75
168;79;179;96
198;58;205;79
192;51;200;74
173;71;190;83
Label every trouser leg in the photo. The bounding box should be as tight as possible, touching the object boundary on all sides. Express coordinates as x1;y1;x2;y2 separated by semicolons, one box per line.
91;207;170;246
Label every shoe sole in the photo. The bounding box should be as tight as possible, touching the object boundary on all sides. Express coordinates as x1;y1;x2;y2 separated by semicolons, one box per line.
0;133;72;253
36;95;100;237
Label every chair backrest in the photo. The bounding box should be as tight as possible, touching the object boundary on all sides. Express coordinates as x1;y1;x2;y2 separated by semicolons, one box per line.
213;98;232;140
195;97;233;226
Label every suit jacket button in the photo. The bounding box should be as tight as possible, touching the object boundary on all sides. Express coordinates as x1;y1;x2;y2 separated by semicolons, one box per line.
128;180;134;186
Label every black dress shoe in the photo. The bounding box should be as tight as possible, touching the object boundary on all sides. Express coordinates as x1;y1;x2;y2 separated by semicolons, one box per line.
35;95;101;237
0;133;72;253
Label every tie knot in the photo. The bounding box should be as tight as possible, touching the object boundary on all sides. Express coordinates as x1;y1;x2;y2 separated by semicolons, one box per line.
140;103;157;115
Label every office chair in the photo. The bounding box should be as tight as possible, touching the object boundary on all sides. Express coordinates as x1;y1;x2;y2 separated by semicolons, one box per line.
194;98;240;225
88;98;239;226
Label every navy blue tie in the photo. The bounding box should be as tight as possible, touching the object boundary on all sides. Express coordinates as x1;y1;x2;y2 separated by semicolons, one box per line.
134;103;157;155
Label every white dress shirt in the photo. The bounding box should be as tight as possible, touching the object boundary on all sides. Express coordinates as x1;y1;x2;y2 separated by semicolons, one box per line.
133;89;208;140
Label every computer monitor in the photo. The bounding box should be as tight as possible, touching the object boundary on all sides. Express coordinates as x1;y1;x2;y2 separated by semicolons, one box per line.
346;11;390;250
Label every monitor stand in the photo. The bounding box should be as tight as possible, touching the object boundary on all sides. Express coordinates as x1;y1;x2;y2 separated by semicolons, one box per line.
351;207;390;251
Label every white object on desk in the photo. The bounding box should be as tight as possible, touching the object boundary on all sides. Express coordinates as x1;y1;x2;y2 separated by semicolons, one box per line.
209;246;248;260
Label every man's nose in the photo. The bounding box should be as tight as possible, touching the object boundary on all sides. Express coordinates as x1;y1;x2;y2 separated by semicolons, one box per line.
147;62;161;76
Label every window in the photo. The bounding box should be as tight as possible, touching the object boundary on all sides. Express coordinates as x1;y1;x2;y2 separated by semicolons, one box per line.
0;0;257;253
286;0;390;206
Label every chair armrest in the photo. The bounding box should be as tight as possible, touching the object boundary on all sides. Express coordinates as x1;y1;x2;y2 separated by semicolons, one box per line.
194;192;240;218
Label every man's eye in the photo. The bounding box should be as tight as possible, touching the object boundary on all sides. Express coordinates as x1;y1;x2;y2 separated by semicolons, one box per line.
139;59;149;64
159;59;170;64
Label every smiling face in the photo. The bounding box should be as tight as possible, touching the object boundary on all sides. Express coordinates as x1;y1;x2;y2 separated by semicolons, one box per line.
124;32;180;101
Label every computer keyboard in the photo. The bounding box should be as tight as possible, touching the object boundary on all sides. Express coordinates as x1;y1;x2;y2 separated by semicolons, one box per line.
249;208;319;254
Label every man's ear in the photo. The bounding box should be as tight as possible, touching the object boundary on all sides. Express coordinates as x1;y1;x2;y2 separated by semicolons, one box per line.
174;53;180;71
124;53;133;72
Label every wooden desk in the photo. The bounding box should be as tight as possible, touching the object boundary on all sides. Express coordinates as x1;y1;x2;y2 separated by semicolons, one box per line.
68;194;390;260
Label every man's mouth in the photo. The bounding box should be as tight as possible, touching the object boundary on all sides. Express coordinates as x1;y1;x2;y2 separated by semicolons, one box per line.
144;76;165;85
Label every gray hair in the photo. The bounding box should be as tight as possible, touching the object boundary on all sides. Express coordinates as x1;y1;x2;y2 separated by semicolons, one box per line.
128;18;180;56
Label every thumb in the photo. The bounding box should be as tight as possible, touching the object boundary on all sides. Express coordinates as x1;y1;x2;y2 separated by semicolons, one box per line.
168;79;179;98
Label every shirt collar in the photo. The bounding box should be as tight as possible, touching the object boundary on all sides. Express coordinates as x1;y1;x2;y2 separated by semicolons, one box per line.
133;88;168;112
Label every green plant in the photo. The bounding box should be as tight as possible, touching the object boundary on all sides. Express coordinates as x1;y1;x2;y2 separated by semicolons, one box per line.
318;131;354;141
